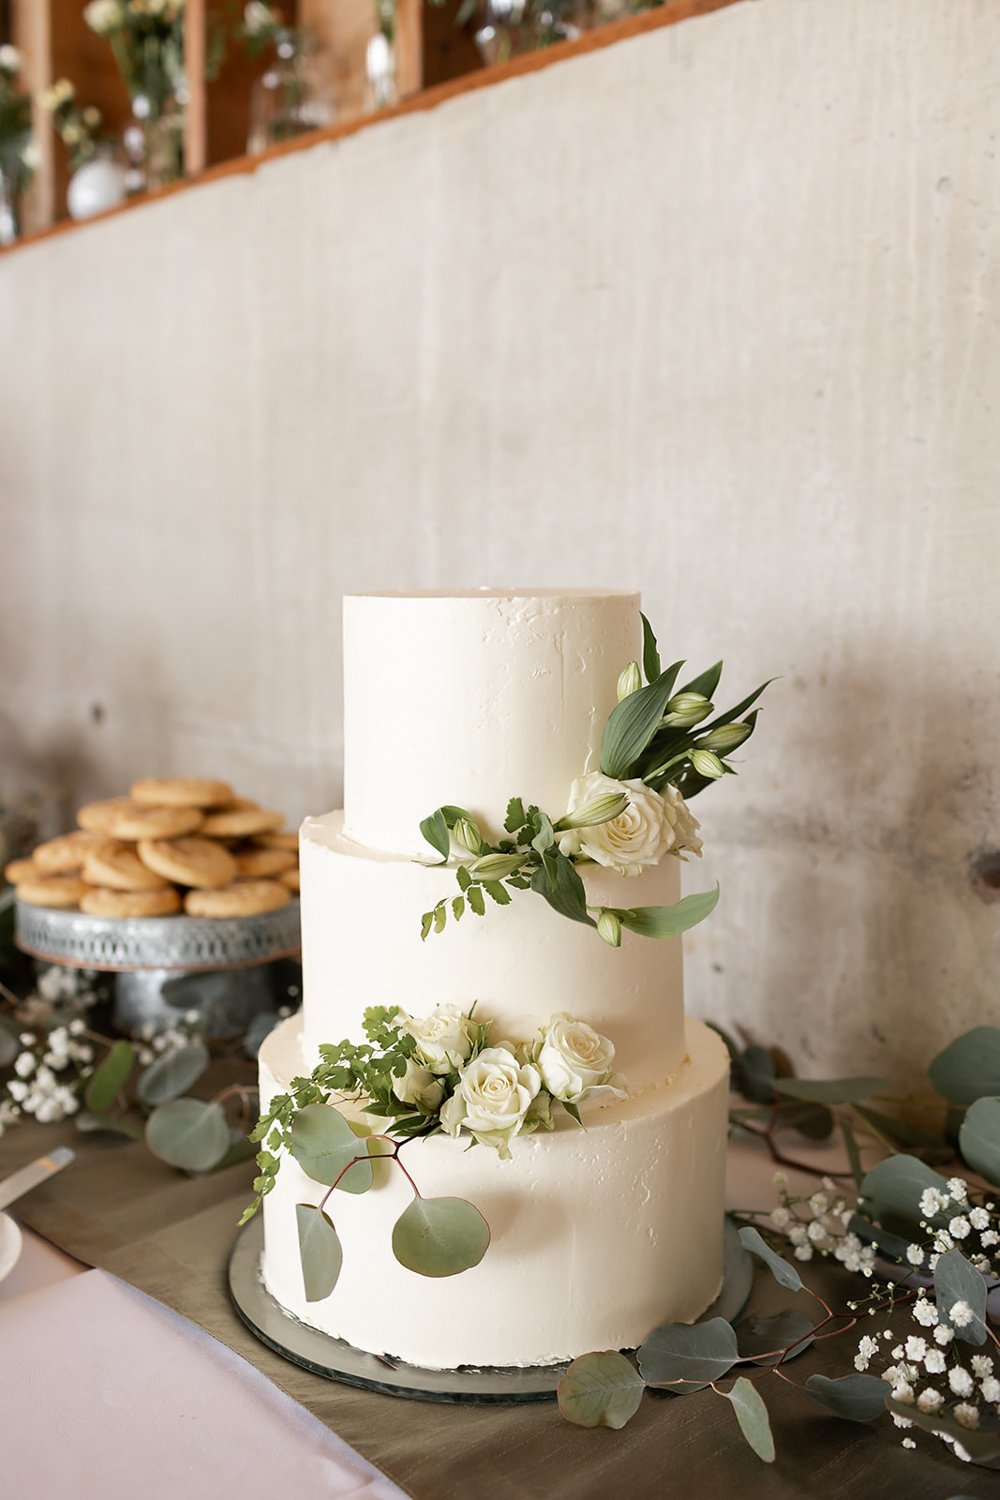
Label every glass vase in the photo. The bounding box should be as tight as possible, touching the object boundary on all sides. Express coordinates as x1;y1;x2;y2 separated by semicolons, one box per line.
247;29;335;154
122;90;185;196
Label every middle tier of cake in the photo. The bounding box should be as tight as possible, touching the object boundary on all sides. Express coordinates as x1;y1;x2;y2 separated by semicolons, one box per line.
300;810;688;1091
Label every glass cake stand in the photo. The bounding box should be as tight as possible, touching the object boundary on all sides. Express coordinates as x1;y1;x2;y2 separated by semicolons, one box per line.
227;1216;752;1404
14;898;301;1034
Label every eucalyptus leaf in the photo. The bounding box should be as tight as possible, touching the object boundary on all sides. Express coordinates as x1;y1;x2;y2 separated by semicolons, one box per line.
736;1310;815;1366
934;1249;988;1346
419;809;450;864
640;612;661;683
289;1102;373;1194
212;1128;259;1171
145;1098;230;1172
928;1026;1000;1105
600;661;684;778
530;853;595;928
886;1399;1000;1460
296;1203;343;1301
391;1194;490;1277
725;1376;775;1463
0;1017;19;1068
841;1121;865;1189
851;1102;949;1155
84;1038;136;1114
959;1096;1000;1185
805;1373;889;1423
556;1350;645;1430
737;1226;803;1292
738;1044;775;1105
637;1316;739;1392
783;1100;835;1140
772;1075;885;1105
136;1041;210;1107
859;1155;951;1236
615;885;720;940
74;1110;145;1140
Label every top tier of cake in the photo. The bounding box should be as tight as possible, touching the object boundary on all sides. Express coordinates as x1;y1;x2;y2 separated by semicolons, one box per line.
342;589;640;857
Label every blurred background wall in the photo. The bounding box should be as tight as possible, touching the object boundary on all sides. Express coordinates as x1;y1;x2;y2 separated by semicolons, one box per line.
1;0;997;1078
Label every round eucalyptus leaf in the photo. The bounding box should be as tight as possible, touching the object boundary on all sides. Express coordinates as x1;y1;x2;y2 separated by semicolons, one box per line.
959;1096;1000;1186
136;1041;210;1107
725;1376;775;1463
637;1316;739;1392
289;1102;373;1194
296;1203;343;1302
84;1038;136;1114
391;1195;490;1277
738;1045;775;1104
737;1227;803;1293
74;1110;145;1140
859;1154;951;1236
736;1310;815;1366
145;1098;230;1172
804;1373;888;1423
772;1075;886;1105
556;1351;645;1429
929;1027;1000;1105
210;1128;259;1172
934;1248;988;1346
783;1099;835;1140
887;1398;1000;1461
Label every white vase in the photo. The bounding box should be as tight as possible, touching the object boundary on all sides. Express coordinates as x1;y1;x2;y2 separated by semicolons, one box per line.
67;154;128;221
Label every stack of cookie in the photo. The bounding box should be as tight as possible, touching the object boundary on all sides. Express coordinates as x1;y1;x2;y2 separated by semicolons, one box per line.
4;778;300;919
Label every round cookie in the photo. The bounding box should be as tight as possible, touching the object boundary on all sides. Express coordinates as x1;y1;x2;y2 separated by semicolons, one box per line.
131;777;234;809
138;836;237;890
184;880;291;918
16;875;92;909
34;830;107;873
234;847;296;878
4;857;39;885
252;831;299;852
200;805;284;839
279;867;300;893
83;844;172;893
79;886;181;918
77;798;141;834
106;804;204;842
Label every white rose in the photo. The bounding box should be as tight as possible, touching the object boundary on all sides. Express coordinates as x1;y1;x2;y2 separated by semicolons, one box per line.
405;1003;475;1075
537;1014;623;1104
440;1047;540;1158
558;772;673;877
662;782;702;859
392;1057;444;1112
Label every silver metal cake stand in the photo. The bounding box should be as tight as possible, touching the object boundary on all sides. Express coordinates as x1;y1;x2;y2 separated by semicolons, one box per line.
227;1216;752;1404
14;898;301;1034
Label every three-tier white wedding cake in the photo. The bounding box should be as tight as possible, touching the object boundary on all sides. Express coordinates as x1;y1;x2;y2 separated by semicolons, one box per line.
258;589;730;1369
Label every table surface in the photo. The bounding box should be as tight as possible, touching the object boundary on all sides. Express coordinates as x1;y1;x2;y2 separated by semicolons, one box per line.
1;1134;992;1500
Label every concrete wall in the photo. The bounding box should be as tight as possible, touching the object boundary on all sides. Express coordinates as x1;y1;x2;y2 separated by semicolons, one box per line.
2;0;998;1079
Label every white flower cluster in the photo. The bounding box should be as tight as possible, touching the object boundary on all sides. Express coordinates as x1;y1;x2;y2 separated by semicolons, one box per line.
84;0;183;33
558;772;702;877
38;78;75;112
134;1011;203;1066
904;1176;999;1278
394;1004;624;1159
244;0;281;36
768;1174;877;1274
0;43;22;76
4;1020;93;1127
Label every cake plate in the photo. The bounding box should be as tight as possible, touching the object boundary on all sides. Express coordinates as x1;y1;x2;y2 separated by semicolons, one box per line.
227;1215;752;1404
14;898;301;1034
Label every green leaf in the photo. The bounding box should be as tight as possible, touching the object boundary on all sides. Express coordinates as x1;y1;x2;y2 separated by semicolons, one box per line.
433;903;447;934
678;660;723;701
782;1099;835;1140
289;1102;373;1194
557;1350;645;1430
804;1373;889;1423
530;811;555;855
959;1096;1000;1185
145;1098;231;1172
530;852;596;928
484;881;511;906
840;1120;865;1189
74;1110;145;1140
736;1310;814;1366
886;1400;1000;1460
698;679;776;741
637;1316;739;1392
725;1377;775;1463
296;1203;343;1301
615;885;720;939
772;1075;885;1105
858;1154;950;1237
852;1102;949;1153
929;1026;1000;1104
468;885;486;917
934;1249;988;1346
420;910;434;941
504;796;526;834
84;1039;136;1114
737;1044;776;1104
136;1041;210;1106
391;1194;490;1277
451;895;466;922
640;612;661;683
419;808;450;863
737;1227;803;1292
600;660;684;778
211;1128;258;1172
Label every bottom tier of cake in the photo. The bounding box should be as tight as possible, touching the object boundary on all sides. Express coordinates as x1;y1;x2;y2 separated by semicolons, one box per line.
258;1014;730;1370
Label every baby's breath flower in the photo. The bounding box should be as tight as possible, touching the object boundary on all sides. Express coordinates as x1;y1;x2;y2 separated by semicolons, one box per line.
948;1215;971;1239
855;1334;878;1372
954;1402;980;1430
969;1206;990;1231
971;1355;993;1378
949;1367;974;1397
949;1300;975;1329
906;1243;925;1266
901;1437;916;1449
904;1336;927;1362
770;1206;791;1229
917;1387;943;1413
912;1297;938;1326
981;1376;1000;1403
923;1349;946;1375
947;1178;969;1202
920;1188;945;1217
934;1323;954;1346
